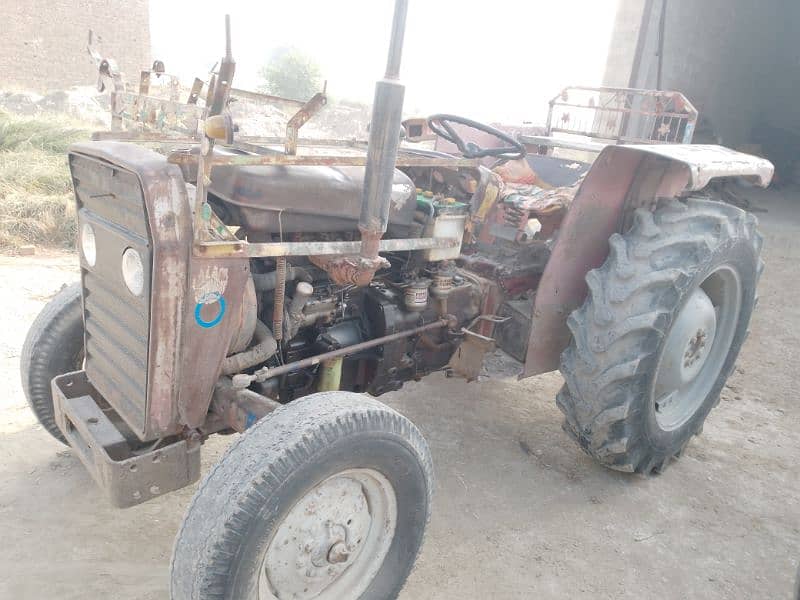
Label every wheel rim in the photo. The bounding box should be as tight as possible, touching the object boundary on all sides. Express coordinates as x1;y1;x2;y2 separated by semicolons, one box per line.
652;266;742;431
258;468;397;599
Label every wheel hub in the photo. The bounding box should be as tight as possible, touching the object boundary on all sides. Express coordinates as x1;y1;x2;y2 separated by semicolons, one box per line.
307;521;358;569
653;267;742;431
260;469;397;599
326;541;351;565
684;329;708;367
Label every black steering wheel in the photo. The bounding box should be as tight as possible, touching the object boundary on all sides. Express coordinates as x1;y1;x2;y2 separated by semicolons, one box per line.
427;114;526;160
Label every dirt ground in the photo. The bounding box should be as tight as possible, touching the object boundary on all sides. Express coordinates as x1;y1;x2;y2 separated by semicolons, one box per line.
0;187;798;599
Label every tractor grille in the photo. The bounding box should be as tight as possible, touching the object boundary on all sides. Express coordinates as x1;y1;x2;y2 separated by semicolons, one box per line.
69;153;152;434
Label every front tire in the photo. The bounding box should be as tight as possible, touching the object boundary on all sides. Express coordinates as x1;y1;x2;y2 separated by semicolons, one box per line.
557;198;762;474
20;282;84;444
171;392;434;600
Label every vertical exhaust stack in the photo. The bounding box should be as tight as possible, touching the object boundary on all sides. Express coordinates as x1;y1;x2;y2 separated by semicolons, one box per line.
358;0;409;261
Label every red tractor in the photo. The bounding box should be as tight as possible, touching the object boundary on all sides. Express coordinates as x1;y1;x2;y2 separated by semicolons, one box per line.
21;4;772;598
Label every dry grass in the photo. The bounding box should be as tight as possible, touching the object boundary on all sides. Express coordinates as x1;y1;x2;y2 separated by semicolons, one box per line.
0;110;89;153
0;110;89;249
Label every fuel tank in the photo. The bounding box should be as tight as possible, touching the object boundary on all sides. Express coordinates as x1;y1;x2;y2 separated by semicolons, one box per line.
208;163;417;234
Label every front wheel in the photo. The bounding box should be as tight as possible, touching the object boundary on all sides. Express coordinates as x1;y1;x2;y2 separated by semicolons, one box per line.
20;282;84;444
171;392;433;600
557;198;763;475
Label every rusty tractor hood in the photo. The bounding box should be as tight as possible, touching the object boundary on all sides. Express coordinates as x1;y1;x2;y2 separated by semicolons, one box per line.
208;163;417;234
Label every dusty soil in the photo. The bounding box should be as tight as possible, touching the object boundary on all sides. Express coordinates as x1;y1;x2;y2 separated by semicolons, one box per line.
1;188;798;599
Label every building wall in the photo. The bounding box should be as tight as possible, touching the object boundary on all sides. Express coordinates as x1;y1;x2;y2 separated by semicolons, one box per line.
0;0;150;92
761;2;800;133
604;0;788;147
603;0;647;88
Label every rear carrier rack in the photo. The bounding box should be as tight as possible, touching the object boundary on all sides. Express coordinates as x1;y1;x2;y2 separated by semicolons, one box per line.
51;371;200;508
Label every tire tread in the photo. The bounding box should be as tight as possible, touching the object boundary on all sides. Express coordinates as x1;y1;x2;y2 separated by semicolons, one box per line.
171;392;433;600
20;282;83;444
558;198;761;475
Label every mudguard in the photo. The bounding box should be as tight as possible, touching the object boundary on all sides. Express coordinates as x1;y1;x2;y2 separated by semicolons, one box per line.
521;144;773;378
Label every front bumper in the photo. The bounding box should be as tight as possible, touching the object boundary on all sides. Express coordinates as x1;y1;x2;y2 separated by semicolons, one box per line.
52;370;201;508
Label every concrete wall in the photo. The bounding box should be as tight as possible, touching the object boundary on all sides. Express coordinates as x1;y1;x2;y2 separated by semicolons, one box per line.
603;0;647;89
0;0;150;92
761;2;800;133
604;0;790;147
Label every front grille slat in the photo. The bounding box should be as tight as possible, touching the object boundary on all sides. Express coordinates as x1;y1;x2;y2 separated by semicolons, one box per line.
85;321;147;372
76;187;149;238
84;305;147;365
71;158;148;238
85;341;147;397
84;273;149;331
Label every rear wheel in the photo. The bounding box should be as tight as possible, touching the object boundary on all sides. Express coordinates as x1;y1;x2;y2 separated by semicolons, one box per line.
20;282;84;444
557;198;762;474
171;391;433;600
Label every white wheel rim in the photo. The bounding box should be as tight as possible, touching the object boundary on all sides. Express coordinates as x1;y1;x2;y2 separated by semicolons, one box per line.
652;266;742;430
258;468;397;599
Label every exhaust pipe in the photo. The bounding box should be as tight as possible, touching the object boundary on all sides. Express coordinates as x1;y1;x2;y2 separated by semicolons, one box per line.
358;0;409;261
310;0;409;287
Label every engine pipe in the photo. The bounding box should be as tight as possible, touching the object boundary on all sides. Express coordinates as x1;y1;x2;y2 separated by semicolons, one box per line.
358;0;409;260
232;317;451;388
221;320;278;376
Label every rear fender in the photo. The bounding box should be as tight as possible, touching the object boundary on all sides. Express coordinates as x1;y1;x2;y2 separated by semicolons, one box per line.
521;144;773;378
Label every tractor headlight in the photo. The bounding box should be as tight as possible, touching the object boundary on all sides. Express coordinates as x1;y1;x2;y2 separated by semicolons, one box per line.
80;223;96;267
121;248;145;296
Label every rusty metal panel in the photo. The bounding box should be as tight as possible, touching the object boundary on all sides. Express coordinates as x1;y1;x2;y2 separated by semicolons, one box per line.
144;162;194;433
521;149;644;378
620;144;774;189
69;142;194;439
52;371;201;508
194;236;460;259
178;258;250;428
167;150;479;169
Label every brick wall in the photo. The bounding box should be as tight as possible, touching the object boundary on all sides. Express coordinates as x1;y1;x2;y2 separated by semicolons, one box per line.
0;0;150;92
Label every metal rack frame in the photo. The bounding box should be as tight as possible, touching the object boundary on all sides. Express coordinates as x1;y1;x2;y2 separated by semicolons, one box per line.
544;86;698;145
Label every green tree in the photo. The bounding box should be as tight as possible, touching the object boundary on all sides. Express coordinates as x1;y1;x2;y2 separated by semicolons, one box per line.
258;47;322;101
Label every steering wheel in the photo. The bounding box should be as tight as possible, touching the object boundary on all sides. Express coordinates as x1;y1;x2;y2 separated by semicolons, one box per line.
427;114;526;160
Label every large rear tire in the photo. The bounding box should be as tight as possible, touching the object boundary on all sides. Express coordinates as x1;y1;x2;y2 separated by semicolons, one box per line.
557;198;762;475
171;391;433;600
20;282;84;444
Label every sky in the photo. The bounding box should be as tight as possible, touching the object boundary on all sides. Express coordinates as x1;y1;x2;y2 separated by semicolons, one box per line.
150;0;619;126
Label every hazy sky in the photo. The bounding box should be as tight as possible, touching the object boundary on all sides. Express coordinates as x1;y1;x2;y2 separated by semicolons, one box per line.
150;0;619;125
